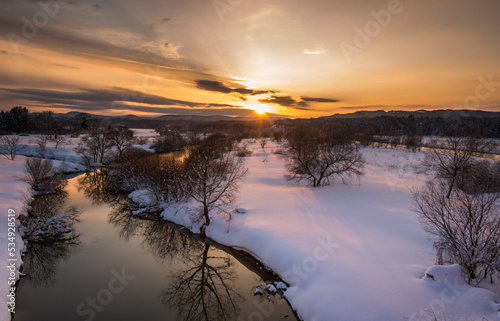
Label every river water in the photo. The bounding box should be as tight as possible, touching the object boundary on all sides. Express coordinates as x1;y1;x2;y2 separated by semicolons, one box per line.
14;172;297;321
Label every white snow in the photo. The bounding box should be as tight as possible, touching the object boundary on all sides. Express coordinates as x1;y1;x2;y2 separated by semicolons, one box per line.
0;135;86;321
266;284;277;293
1;136;499;321
254;288;264;295
201;142;500;321
0;156;31;321
129;189;156;208
275;281;287;290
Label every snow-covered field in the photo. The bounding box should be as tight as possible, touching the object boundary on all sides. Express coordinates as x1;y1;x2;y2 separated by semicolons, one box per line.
1;133;499;321
161;142;500;321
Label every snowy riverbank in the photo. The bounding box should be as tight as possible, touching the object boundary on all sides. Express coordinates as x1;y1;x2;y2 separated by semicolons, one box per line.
0;136;86;321
154;141;500;321
1;134;499;321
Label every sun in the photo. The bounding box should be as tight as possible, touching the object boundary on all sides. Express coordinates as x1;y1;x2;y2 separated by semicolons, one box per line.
247;103;271;115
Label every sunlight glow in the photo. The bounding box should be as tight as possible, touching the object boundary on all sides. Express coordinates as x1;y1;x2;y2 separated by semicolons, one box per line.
247;103;271;115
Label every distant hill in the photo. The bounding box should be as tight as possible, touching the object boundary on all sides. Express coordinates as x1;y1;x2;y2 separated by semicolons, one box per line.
50;110;288;129
322;109;500;119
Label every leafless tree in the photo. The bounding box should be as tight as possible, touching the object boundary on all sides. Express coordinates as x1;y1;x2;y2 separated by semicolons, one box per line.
260;138;269;162
404;132;423;152
419;135;486;198
150;129;187;153
390;136;401;149
52;134;66;149
182;134;247;236
0;135;27;160
23;158;65;192
36;134;50;157
413;162;500;284
283;126;364;187
109;126;135;159
235;142;252;157
75;125;114;165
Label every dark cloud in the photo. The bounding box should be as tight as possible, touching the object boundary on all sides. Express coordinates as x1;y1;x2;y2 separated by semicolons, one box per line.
0;16;181;71
259;95;310;110
195;80;273;96
259;95;339;109
116;106;255;117
301;97;339;103
150;18;171;31
0;87;241;111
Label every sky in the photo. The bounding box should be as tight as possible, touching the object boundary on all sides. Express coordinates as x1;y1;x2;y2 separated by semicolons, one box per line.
0;0;499;118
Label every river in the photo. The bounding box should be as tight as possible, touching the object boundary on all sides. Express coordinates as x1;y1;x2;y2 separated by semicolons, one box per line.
13;172;298;321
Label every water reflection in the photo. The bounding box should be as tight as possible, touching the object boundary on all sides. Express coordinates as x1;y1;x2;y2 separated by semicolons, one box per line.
108;208;199;262
17;170;297;321
76;169;123;205
109;209;242;320
21;236;79;288
20;187;80;287
160;242;242;321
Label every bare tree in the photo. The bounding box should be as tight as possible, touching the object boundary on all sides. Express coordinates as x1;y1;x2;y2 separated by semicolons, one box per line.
283;126;364;187
404;132;423;152
420;134;486;198
182;134;247;236
36;134;50;157
52;135;66;149
109;126;135;159
75;125;114;165
0;135;27;160
260;138;268;162
413;163;500;284
23;158;65;192
150;129;186;153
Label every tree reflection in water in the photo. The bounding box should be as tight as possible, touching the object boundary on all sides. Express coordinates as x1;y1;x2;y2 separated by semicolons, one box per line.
159;242;242;321
76;169;123;205
21;236;79;288
80;169;288;321
109;208;242;321
20;187;80;287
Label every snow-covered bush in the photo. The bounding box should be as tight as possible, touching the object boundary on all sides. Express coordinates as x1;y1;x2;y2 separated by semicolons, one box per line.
23;157;65;192
413;175;500;284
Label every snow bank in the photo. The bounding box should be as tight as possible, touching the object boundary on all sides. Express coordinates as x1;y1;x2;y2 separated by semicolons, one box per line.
413;265;500;321
7;135;84;165
0;157;31;321
202;142;500;321
0;137;85;321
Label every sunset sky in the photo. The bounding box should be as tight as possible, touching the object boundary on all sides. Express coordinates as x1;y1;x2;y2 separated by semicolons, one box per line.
0;0;499;117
